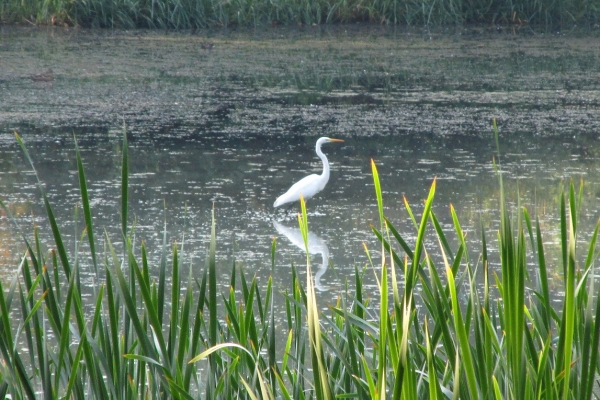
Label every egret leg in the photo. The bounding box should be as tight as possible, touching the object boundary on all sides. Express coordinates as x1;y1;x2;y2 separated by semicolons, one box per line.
273;203;297;219
283;203;296;218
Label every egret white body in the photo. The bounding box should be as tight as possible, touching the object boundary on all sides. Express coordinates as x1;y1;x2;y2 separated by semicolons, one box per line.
273;137;344;208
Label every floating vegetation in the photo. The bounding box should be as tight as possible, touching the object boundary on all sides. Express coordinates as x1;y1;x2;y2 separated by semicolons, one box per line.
1;122;600;399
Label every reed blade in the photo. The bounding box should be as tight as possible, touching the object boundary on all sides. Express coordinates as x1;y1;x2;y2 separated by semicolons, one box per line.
121;121;129;238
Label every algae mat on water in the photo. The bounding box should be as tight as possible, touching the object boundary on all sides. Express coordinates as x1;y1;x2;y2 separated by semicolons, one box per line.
2;25;600;139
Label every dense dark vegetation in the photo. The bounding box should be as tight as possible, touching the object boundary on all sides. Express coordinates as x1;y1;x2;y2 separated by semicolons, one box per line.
1;0;600;29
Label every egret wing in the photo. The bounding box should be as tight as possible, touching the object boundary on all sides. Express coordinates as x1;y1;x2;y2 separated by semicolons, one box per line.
274;173;323;207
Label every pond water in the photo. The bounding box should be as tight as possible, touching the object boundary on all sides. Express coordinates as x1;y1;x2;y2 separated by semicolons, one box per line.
2;26;600;307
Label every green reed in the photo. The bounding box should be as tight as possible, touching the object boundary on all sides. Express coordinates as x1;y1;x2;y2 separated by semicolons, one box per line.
1;0;599;28
1;122;600;399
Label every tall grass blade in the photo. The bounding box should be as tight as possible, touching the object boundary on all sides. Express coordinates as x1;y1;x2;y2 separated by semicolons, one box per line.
560;186;576;400
446;251;478;398
269;237;277;389
494;119;526;399
298;195;331;400
371;158;384;230
158;205;167;325
206;203;218;399
121;121;129;238
535;216;552;335
407;179;436;297
209;204;217;347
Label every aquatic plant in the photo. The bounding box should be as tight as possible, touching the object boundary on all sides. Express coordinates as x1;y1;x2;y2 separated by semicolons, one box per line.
1;122;600;399
1;0;599;29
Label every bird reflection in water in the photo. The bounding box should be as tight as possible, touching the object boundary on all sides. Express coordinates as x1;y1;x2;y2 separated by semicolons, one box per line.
273;221;330;292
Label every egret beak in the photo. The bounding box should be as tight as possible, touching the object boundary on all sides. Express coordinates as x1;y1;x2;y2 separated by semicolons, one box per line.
329;138;344;143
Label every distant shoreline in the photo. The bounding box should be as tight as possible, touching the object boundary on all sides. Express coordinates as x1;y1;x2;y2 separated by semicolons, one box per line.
1;0;600;31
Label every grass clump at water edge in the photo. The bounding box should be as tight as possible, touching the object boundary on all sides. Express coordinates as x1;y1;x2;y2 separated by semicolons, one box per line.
1;123;600;399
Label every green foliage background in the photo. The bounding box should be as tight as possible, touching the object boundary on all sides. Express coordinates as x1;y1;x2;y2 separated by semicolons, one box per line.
1;0;600;29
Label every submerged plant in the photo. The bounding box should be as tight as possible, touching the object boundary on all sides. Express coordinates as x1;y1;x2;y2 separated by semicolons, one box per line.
0;122;599;399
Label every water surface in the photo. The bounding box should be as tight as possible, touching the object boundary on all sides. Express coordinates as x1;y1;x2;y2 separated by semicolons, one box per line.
2;26;600;305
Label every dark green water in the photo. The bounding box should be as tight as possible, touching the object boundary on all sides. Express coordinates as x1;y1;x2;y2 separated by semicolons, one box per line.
2;26;600;305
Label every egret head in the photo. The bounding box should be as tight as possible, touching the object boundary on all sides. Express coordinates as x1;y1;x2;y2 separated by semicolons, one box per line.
316;137;344;148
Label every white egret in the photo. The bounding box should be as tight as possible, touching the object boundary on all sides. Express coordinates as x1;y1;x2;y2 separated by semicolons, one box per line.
273;137;344;208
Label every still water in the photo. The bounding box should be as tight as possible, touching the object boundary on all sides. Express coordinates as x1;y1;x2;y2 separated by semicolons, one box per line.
1;130;599;304
2;27;600;305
